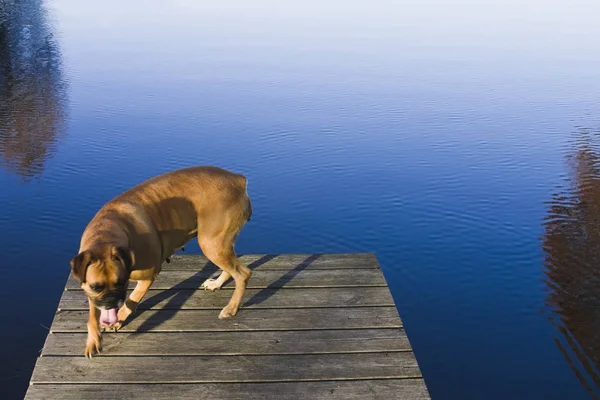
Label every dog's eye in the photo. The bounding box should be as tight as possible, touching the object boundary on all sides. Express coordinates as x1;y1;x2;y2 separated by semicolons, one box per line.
89;284;104;292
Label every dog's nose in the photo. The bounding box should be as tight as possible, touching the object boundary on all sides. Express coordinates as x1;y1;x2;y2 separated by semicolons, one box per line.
97;293;123;309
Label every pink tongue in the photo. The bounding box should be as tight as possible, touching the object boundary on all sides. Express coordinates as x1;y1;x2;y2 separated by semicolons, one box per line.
100;308;118;327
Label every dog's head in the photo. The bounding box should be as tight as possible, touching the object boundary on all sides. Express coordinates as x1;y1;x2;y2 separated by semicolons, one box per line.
70;245;135;310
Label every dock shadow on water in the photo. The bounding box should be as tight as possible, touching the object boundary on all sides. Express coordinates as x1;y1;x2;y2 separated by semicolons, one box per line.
0;0;68;182
129;254;280;332
542;128;600;399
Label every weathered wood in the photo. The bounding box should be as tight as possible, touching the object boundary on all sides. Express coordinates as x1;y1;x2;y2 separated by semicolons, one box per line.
27;253;430;399
42;329;411;356
25;379;430;400
58;287;395;310
49;307;403;332
65;269;387;290
162;253;380;271
31;353;421;383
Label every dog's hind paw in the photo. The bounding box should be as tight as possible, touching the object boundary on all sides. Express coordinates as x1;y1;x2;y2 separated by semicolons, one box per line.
201;278;222;291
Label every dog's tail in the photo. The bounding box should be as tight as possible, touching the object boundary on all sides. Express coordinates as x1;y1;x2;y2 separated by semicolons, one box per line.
238;174;253;222
246;196;253;222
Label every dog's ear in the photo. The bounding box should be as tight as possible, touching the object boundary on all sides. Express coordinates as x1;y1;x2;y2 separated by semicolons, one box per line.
111;246;135;271
70;251;93;283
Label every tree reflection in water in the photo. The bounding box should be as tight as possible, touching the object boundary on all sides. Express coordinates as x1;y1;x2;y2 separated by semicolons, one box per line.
543;129;600;399
0;0;67;181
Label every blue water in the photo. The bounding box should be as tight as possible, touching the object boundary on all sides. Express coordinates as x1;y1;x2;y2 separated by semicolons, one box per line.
2;0;600;398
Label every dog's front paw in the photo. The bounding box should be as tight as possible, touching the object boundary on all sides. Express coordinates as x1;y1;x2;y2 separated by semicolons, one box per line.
84;334;102;358
218;304;238;319
118;304;133;321
108;321;122;332
201;278;222;291
109;304;134;332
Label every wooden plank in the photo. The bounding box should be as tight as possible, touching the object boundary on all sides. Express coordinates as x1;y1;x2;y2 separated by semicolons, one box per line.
64;269;387;290
58;287;395;310
162;253;380;271
42;329;411;356
25;379;430;400
50;307;403;332
30;353;422;383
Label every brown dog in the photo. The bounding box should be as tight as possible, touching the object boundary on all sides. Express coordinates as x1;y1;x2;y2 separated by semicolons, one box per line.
69;166;253;358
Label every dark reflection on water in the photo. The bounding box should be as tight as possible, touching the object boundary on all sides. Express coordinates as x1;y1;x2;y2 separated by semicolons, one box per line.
543;129;600;399
0;0;67;181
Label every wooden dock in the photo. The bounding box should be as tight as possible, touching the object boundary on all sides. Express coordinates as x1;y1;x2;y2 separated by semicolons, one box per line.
26;253;430;399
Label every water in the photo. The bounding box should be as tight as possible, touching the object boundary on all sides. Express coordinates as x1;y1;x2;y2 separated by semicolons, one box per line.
1;0;600;398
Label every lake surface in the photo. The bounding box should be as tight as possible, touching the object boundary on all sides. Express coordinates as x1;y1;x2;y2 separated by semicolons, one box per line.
2;0;600;398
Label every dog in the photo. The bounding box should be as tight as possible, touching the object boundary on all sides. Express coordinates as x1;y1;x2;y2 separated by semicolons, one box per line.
69;166;253;358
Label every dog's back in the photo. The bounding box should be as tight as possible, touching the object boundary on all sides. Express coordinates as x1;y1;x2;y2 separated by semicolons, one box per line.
86;165;251;263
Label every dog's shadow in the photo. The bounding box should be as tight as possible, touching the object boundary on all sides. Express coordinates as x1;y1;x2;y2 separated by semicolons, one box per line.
126;254;294;332
242;253;321;307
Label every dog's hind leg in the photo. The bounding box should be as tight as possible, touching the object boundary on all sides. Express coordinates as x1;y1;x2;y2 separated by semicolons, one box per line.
199;236;251;319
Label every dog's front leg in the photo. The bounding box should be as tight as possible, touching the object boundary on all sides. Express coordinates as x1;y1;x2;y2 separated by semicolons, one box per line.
111;279;155;331
85;299;102;358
